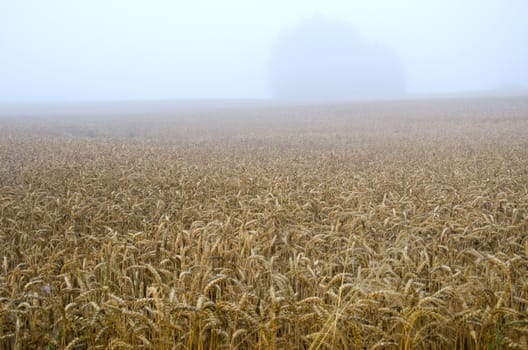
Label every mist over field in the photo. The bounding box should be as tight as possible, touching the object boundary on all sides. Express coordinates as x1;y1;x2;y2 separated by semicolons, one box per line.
1;0;527;103
2;2;528;349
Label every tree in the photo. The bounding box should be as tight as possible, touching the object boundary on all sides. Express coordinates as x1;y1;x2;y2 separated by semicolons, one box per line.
269;15;406;100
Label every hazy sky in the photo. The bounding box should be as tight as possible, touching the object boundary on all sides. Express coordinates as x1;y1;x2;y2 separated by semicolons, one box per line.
1;0;527;102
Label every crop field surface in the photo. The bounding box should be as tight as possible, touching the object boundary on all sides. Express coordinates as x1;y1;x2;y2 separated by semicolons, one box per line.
1;97;528;349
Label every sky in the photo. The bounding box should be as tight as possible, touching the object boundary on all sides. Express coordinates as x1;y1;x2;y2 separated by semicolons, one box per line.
0;0;527;102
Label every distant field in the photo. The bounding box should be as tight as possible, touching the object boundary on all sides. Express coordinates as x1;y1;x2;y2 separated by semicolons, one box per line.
1;97;528;349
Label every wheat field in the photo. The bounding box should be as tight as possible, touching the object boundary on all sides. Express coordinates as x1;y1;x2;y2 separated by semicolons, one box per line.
1;97;528;349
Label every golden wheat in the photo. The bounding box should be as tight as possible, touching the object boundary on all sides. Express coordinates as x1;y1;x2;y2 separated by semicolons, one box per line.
1;98;527;349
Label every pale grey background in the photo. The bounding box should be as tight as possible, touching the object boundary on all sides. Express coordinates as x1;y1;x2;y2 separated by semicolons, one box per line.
1;0;527;102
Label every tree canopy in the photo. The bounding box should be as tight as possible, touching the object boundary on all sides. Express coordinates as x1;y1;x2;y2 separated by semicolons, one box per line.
269;16;406;100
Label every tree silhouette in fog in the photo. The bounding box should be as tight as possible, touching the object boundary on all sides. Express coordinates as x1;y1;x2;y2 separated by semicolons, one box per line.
270;16;406;100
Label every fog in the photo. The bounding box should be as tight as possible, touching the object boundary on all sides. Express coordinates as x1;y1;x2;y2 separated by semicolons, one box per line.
1;0;527;102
